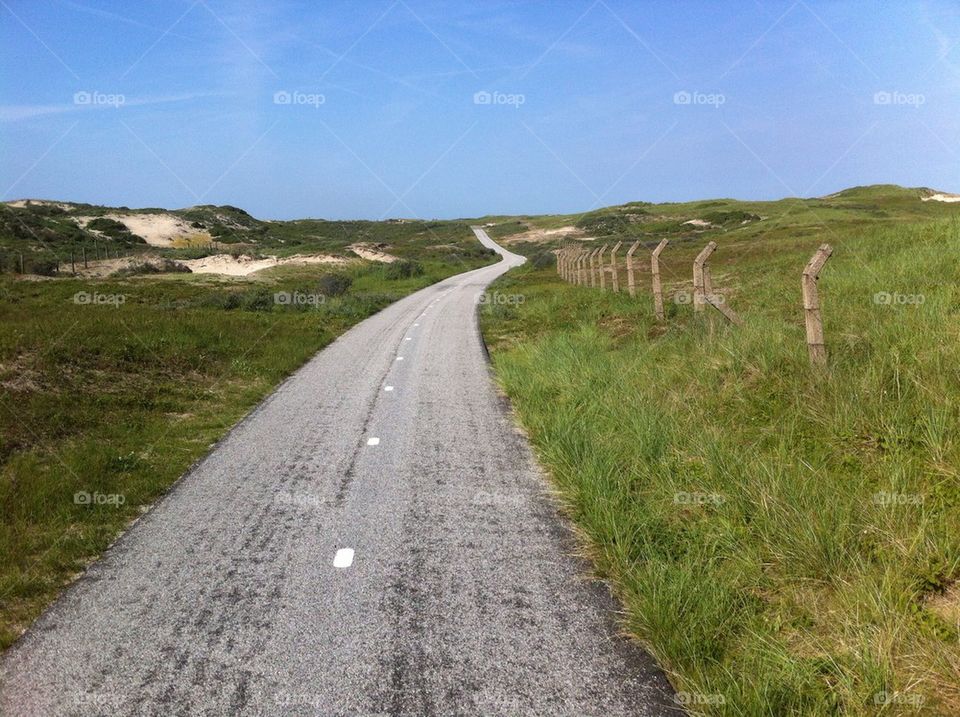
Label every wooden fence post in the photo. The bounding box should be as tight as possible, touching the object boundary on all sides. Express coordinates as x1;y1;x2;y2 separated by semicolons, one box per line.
598;244;610;291
626;241;641;297
588;248;601;288
802;244;832;367
609;241;623;293
651;239;669;320
693;242;716;313
693;241;744;326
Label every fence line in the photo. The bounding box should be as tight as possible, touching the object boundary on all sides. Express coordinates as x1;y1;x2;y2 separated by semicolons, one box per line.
555;239;833;367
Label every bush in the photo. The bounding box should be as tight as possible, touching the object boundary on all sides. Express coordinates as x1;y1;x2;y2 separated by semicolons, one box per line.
383;260;424;280
317;273;352;297
529;251;555;269
111;259;191;277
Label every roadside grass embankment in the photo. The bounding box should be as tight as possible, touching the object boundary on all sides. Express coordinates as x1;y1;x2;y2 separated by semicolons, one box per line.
0;251;496;649
480;219;960;715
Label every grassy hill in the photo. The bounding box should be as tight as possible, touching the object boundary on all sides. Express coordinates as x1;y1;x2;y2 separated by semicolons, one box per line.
479;186;960;714
480;184;960;256
0;199;492;273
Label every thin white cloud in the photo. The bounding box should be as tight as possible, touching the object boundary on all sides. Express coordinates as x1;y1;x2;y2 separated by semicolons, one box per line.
0;91;231;122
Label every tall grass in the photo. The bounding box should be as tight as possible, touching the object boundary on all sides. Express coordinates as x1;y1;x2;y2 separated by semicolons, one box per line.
481;220;960;715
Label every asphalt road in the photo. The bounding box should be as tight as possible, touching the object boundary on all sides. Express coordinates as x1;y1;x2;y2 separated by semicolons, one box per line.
1;228;675;716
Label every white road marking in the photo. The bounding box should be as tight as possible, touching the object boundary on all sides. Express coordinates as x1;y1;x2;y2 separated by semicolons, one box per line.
367;437;380;446
396;357;404;361
405;337;412;341
334;548;354;568
384;386;394;391
414;323;419;327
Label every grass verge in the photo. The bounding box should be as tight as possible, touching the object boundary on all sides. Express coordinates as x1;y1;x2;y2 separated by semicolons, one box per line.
480;219;960;715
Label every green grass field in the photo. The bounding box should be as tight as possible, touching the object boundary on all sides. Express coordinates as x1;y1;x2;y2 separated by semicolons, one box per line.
480;203;960;714
0;224;496;648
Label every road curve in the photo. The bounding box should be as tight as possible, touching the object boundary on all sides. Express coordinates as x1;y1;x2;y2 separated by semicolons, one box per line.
1;228;675;716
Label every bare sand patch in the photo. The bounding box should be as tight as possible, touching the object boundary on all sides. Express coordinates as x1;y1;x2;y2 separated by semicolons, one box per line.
349;244;398;263
181;253;346;277
502;224;585;244
922;192;960;203
7;199;75;210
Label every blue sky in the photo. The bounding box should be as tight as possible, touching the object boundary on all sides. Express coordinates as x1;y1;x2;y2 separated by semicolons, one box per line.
1;0;958;219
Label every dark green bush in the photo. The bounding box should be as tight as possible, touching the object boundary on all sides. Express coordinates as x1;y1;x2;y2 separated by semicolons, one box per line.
317;273;352;297
383;260;424;280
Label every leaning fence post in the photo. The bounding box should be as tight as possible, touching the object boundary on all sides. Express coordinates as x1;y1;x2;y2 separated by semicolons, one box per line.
580;250;590;285
802;244;833;367
609;241;623;293
651;239;669;320
625;241;641;297
598;244;610;291
693;242;716;312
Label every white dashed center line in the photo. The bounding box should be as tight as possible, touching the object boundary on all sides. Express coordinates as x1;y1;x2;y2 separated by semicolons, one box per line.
414;323;419;327
334;548;354;568
366;437;380;446
384;386;394;391
396;357;404;361
405;337;412;341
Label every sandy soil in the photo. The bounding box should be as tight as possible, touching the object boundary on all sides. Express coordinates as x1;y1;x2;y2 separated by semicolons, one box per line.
7;199;75;210
349;244;398;263
502;225;585;244
72;213;206;247
922;192;960;203
181;253;345;276
683;219;713;227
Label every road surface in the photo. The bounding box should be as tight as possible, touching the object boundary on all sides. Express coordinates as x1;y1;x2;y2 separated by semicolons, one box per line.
1;228;675;716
